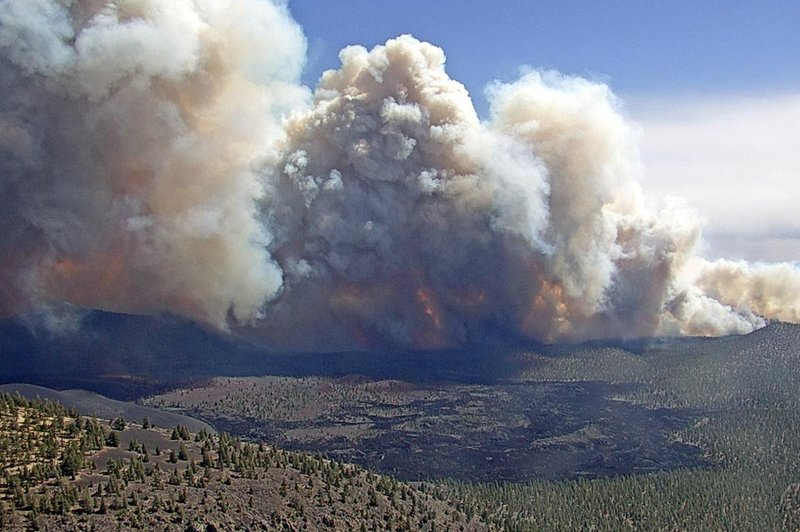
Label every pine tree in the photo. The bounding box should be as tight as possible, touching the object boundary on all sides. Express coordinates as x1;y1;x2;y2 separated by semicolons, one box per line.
60;441;84;479
111;417;126;431
105;431;120;447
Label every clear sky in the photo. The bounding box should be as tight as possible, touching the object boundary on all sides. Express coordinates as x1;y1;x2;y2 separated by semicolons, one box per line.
289;0;799;114
288;0;800;262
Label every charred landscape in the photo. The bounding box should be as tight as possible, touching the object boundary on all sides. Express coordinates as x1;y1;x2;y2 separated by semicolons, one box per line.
3;314;800;529
1;0;799;530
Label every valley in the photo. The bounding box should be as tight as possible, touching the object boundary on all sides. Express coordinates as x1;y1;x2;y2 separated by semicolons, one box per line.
3;314;800;529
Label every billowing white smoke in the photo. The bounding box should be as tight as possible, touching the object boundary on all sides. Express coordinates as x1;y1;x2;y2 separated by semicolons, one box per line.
258;36;775;349
1;2;798;349
0;0;307;327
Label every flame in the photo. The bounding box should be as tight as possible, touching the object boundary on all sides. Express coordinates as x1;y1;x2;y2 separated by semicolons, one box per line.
327;280;451;348
49;253;209;319
531;279;565;313
50;254;127;309
523;278;572;341
414;285;449;348
416;286;443;330
329;281;393;313
52;258;82;279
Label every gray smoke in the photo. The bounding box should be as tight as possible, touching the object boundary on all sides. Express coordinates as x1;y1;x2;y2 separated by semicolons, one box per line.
0;0;307;327
1;2;798;349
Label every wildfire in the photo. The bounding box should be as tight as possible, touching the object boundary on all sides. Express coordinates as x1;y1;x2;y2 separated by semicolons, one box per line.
524;278;572;342
49;254;126;308
416;286;443;331
452;287;488;308
414;286;449;348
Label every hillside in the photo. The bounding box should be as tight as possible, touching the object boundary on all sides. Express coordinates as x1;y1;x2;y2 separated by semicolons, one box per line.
143;375;705;483
0;309;533;399
0;384;213;434
0;392;484;530
443;322;800;530
5;314;800;529
141;323;800;530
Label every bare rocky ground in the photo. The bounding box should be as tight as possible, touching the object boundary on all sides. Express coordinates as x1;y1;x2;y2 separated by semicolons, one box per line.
0;393;484;531
5;314;800;529
0;383;213;433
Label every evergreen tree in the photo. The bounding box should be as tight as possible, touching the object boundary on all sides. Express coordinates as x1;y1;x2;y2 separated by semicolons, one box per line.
105;431;120;447
60;441;84;479
111;417;126;431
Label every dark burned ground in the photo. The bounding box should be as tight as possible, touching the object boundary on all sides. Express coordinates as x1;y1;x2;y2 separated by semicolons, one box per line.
147;378;708;483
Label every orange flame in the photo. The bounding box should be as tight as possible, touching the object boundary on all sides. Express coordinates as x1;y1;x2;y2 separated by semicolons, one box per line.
524;278;572;342
416;286;443;331
415;285;449;348
51;254;127;305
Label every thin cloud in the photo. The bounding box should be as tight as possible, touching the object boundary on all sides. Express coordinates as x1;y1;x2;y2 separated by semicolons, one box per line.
631;93;800;260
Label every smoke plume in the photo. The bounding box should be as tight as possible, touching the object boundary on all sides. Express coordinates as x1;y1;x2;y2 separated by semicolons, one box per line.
2;1;798;349
0;0;307;327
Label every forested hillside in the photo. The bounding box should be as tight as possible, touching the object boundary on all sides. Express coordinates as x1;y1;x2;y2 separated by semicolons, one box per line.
445;323;800;530
0;393;482;530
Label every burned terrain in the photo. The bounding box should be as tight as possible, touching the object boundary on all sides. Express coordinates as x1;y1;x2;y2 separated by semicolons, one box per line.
4;315;800;529
145;377;708;483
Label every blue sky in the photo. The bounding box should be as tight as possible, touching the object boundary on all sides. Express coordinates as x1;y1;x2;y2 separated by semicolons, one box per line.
287;1;800;262
289;1;800;115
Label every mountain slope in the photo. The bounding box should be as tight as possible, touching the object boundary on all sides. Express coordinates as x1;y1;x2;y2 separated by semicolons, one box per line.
0;392;483;530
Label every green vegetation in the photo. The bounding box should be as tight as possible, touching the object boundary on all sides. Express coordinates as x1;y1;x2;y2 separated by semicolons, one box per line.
0;392;483;530
442;323;800;530
143;371;703;483
146;375;438;424
143;323;800;529
10;322;799;530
